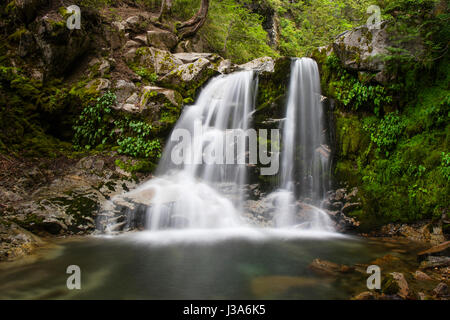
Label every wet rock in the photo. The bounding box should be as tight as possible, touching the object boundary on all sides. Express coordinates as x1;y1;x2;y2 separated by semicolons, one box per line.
417;241;450;262
112;21;126;32
420;256;450;270
379;222;445;245
161;57;218;91
335;215;360;233
89;58;111;77
217;59;237;74
0;221;44;261
413;270;432;281
309;258;354;276
382;272;409;299
239;57;275;73
125;40;140;49
432;282;448;297
2;155;139;237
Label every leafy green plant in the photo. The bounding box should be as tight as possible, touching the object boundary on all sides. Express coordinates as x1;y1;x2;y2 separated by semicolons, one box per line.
326;55;392;114
440;152;450;181
364;112;406;156
73;91;116;150
73;92;162;160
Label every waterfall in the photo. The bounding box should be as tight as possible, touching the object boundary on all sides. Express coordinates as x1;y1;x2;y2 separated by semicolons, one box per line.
271;58;334;231
101;58;336;234
111;71;258;231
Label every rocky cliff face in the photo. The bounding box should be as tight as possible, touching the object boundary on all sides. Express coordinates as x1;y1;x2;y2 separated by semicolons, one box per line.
311;19;448;237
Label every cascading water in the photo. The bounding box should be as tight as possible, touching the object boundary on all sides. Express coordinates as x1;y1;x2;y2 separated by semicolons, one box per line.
106;71;258;231
271;58;334;231
102;58;335;234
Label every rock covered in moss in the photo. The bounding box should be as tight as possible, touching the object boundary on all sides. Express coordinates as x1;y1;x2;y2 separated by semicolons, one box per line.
1;155;140;237
382;272;410;299
238;56;275;73
0;220;44;261
332;21;424;84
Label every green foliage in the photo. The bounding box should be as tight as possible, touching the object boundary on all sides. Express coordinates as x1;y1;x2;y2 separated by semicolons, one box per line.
326;54;392;114
199;0;277;63
73;92;162;160
135;67;158;84
271;0;374;56
440;152;450;181
364;112;406;156
114;158;157;175
334;61;450;227
117;136;161;158
115;120;162;158
73;91;115;149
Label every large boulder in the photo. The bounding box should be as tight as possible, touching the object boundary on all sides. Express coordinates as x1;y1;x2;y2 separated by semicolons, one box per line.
173;52;221;64
146;28;179;51
29;13;92;77
160;57;219;97
382;272;410;299
0;220;43;261
1;156;138;237
239;56;275;73
332;21;424;84
128;47;184;76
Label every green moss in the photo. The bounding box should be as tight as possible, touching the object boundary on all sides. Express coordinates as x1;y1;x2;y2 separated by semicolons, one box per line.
115;158;156;175
381;274;399;295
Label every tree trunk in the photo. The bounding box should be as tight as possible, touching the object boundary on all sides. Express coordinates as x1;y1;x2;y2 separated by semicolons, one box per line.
158;0;173;21
177;0;210;39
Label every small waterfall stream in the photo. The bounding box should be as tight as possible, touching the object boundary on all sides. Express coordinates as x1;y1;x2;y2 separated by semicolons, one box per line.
270;58;334;230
